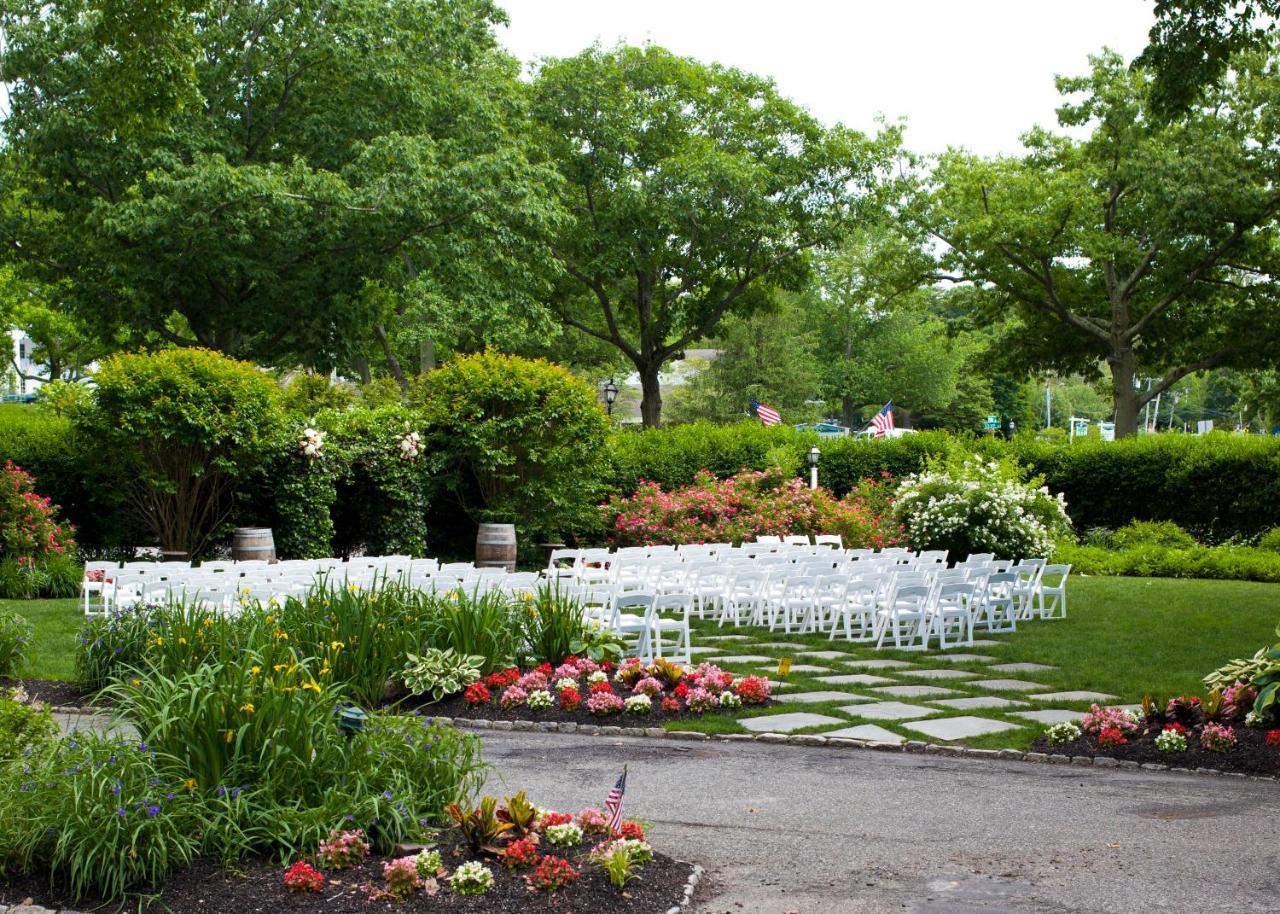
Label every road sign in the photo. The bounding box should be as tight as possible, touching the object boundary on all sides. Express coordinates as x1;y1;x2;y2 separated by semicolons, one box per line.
983;415;1000;430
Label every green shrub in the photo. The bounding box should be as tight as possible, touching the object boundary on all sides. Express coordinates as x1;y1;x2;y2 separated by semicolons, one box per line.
1257;528;1280;553
413;352;611;555
0;687;57;759
1053;541;1280;583
401;648;484;702
1111;520;1198;550
0;608;32;677
75;607;156;692
88;348;282;557
422;588;521;675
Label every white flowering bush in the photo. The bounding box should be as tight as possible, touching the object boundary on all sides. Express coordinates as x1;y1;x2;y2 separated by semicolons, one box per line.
448;860;493;895
1044;721;1082;746
298;427;326;460
894;455;1071;559
397;429;422;461
545;821;583;847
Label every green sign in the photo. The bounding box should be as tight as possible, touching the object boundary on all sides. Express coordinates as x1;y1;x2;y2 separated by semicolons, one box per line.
983;415;1000;430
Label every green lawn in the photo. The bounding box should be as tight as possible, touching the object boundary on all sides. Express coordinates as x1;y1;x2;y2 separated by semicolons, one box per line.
4;578;1278;752
3;597;79;681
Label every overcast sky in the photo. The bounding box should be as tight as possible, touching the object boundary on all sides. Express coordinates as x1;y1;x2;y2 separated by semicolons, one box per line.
498;1;1156;157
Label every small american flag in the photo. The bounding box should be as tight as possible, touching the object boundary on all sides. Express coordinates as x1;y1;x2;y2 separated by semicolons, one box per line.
871;401;895;438
604;767;627;833
751;399;781;426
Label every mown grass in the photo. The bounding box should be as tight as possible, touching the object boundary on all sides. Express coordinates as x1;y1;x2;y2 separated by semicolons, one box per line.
2;597;80;680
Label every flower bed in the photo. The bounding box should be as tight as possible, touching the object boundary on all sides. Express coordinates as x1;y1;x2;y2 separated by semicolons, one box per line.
404;657;773;724
0;799;695;914
1033;695;1280;777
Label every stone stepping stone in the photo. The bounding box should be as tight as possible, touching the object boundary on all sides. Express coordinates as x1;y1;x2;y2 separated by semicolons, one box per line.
989;662;1057;674
969;639;1004;646
838;701;939;721
684;646;723;656
929;653;996;663
815;673;897;686
752;642;807;650
796;650;853;660
908;668;977;680
822;724;904;744
1029;690;1118;703
700;635;751;642
785;690;875;704
932;696;1026;710
970;679;1050;692
739;712;845;733
760;664;830;674
842;659;917;669
1013;709;1083;725
903;716;1021;741
871;684;960;698
716;655;774;664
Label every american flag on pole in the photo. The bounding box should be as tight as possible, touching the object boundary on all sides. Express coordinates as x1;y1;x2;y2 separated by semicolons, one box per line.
750;398;781;426
604;767;627;833
871;401;895;438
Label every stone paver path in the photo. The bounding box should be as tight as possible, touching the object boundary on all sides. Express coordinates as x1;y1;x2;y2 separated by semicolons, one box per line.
838;701;939;720
872;684;959;698
822;723;904;743
1013;709;1082;725
814;673;896;686
739;712;844;733
968;678;1050;692
904;716;1022;741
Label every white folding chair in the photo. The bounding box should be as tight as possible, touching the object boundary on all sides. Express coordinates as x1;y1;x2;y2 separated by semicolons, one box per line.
875;583;932;650
930;582;976;649
651;594;693;665
1035;564;1071;619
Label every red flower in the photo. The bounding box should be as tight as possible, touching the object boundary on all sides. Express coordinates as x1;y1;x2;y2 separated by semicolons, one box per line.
1097;727;1128;750
1163;721;1187;735
463;682;491;705
617;820;645;841
559;686;582;710
526;855;578;892
1266;729;1280;748
589;680;615;695
660;696;680;713
283;861;324;894
672;682;690;699
538;811;572;829
502;836;541;869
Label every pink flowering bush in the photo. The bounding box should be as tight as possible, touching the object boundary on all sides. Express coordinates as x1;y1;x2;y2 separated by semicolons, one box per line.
586;691;624;716
317;829;370;869
577;807;611;834
382;855;423;897
688;663;734;695
517;671;549;691
1199;722;1237;752
1081;704;1140;736
1222;681;1257;721
632;677;664;698
733;675;772;705
685;687;718;714
601;467;903;548
500;685;529;710
0;461;76;563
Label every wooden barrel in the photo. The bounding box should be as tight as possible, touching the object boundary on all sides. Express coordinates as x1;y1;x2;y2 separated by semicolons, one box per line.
476;523;517;571
232;527;276;563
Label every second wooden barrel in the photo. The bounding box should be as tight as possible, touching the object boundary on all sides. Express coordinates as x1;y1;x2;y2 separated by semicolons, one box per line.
475;522;517;571
232;527;276;563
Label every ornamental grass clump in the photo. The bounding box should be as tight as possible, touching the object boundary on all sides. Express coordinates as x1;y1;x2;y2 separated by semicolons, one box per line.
0;609;32;678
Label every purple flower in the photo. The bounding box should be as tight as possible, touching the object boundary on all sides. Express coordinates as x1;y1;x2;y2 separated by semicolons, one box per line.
111;784;121;796
146;805;160;817
116;807;126;817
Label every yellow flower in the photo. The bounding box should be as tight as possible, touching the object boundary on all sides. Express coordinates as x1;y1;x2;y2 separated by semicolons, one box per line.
330;641;343;652
239;702;255;714
183;778;197;792
224;730;234;743
178;637;187;645
273;663;287;673
129;677;141;688
301;680;321;694
250;665;261;675
319;664;331;676
274;630;289;641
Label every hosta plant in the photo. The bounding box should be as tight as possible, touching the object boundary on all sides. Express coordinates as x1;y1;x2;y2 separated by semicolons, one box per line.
401;648;484;702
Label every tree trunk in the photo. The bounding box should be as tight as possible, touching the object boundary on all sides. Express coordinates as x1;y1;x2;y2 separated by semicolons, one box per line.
373;323;407;392
841;395;857;429
1108;347;1140;438
639;364;663;428
353;356;372;385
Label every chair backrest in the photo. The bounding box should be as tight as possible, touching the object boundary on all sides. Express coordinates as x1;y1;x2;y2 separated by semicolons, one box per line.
984;571;1017;596
782;535;810;546
754;535;783;544
814;534;843;548
1040;564;1071;586
915;550;948;565
965;553;995;564
653;593;694;615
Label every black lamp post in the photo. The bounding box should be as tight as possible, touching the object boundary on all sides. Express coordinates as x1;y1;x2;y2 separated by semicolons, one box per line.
603;378;619;416
807;445;821;490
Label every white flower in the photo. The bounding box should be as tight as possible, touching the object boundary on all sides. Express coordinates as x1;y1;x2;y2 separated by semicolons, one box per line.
398;429;422;460
298;427;326;460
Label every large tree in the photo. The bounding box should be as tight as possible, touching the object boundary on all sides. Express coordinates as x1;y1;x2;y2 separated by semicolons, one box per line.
916;50;1280;437
0;0;559;372
529;45;895;426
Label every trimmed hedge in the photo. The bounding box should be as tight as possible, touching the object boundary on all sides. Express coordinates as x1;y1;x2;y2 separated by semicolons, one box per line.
609;423;1280;541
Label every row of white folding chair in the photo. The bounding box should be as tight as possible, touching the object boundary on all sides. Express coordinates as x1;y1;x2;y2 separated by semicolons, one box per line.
611;593;692;664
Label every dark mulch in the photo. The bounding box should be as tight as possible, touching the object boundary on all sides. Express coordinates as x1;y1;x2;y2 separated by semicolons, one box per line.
1;677;92;708
1032;724;1280;777
398;689;771;725
0;834;694;914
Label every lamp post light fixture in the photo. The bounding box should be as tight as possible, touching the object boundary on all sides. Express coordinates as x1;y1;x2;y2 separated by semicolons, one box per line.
807;445;821;490
337;704;368;740
603;378;619;416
